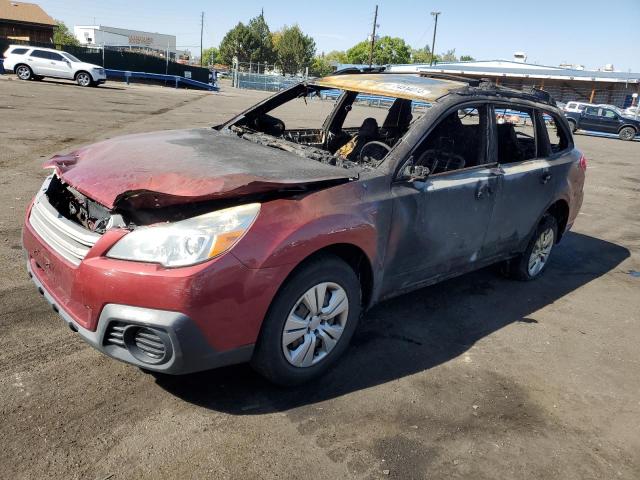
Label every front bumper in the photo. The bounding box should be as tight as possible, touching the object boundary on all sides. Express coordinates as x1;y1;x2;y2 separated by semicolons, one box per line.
27;259;253;374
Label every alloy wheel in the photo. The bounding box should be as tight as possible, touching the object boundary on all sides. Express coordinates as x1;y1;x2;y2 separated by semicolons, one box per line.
77;73;91;86
281;282;349;368
17;66;31;80
528;227;554;277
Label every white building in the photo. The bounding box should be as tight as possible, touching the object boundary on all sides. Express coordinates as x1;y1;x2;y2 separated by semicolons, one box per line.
74;25;178;56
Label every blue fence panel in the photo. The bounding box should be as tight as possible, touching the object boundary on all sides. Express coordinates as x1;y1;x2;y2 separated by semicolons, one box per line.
105;69;218;91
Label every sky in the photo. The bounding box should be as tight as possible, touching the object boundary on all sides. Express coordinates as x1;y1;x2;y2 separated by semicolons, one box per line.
35;0;640;71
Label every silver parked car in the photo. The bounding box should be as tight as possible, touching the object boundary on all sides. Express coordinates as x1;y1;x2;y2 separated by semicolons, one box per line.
2;45;106;87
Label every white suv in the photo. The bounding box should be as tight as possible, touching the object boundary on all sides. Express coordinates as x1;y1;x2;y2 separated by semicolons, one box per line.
3;45;106;87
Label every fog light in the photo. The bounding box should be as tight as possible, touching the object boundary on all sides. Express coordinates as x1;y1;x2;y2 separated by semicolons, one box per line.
123;326;172;365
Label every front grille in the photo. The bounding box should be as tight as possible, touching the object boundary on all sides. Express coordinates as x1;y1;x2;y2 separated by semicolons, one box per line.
29;178;101;266
105;322;126;347
133;328;166;360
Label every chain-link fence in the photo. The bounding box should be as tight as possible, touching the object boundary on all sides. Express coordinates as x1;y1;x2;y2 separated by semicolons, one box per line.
231;61;308;92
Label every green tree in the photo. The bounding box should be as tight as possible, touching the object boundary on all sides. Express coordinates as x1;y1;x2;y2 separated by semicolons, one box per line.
219;22;252;65
53;20;79;46
275;25;315;75
441;48;457;62
247;13;276;64
309;55;333;77
346;36;411;65
202;47;219;66
325;50;347;64
459;55;475;62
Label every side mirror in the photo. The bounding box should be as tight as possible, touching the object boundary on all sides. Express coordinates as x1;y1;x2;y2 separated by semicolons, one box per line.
402;163;430;182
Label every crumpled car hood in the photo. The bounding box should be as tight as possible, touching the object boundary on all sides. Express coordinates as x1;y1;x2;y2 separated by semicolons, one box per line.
45;128;353;209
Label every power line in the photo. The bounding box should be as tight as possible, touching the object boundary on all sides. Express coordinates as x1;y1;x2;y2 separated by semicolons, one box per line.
429;11;441;67
200;11;204;66
368;5;378;68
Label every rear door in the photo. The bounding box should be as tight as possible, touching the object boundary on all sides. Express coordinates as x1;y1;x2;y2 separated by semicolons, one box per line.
483;106;570;256
27;49;51;75
579;106;602;131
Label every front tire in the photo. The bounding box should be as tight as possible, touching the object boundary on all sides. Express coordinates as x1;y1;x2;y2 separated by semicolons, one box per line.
507;214;558;281
251;254;361;386
75;71;93;87
619;126;636;141
15;64;32;81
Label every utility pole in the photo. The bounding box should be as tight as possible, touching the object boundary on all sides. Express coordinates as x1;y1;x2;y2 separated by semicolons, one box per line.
429;11;441;67
200;11;204;66
368;5;378;68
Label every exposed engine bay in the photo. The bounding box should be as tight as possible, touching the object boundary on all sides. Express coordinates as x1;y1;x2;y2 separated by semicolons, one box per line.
45;175;126;233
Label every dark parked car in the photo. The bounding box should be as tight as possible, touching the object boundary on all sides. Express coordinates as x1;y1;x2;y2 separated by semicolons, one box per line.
565;105;639;140
23;71;586;385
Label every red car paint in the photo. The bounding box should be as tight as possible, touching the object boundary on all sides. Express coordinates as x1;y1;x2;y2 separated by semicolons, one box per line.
23;177;378;352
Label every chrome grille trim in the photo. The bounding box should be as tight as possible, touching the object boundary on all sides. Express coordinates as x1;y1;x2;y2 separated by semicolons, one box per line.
28;176;101;266
105;323;125;347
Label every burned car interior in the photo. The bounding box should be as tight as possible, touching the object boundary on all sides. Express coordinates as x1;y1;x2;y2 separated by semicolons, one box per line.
227;83;422;169
224;72;565;179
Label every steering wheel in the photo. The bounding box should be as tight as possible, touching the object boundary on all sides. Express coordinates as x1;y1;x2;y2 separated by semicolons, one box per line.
358;141;392;163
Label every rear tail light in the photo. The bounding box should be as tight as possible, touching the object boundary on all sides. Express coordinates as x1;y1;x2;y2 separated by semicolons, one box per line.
578;154;587;171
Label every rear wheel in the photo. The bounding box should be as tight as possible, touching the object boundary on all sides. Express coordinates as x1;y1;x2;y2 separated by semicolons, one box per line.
567;119;577;133
619;126;636;141
75;71;93;87
15;64;32;81
251;254;361;386
507;214;558;281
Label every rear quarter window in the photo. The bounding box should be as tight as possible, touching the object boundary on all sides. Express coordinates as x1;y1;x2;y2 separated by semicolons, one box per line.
9;48;29;55
541;111;570;155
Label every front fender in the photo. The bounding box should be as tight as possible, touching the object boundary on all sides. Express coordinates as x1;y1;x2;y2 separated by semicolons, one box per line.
232;181;379;271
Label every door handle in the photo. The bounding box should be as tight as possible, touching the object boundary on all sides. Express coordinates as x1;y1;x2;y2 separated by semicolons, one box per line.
476;183;493;200
541;172;552;184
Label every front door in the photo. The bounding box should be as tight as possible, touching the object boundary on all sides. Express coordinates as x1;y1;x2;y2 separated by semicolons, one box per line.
381;103;499;293
46;52;74;79
599;108;622;133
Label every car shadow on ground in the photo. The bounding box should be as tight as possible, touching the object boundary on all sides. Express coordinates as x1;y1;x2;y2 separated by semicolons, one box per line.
154;232;629;414
32;79;126;90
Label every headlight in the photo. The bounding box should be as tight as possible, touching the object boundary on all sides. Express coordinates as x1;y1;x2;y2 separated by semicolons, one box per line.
107;203;260;267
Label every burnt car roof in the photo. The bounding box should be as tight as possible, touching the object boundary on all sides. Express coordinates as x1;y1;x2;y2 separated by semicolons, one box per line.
313;71;558;108
313;73;467;102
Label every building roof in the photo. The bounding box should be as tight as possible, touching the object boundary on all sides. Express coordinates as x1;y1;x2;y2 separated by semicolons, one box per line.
388;61;640;84
313;73;466;101
0;0;55;26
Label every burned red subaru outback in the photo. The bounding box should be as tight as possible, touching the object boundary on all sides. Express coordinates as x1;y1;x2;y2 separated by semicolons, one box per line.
23;72;585;385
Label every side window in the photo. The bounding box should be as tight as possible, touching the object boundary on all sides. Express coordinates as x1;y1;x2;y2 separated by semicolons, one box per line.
10;48;28;55
411;104;488;175
264;92;335;131
603;109;617;119
584;106;599;116
494;106;536;163
342;94;396;130
30;50;50;59
541;112;569;154
49;52;64;61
